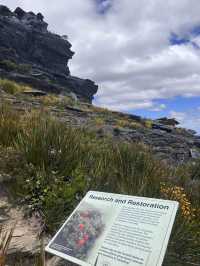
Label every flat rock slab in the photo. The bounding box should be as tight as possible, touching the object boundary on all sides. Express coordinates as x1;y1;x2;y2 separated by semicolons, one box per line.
22;90;47;97
0;184;43;264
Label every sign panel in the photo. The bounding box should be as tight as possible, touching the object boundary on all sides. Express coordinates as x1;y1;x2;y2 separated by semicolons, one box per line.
46;191;179;266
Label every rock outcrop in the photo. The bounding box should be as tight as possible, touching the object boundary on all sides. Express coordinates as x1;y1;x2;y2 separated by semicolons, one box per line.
0;5;98;102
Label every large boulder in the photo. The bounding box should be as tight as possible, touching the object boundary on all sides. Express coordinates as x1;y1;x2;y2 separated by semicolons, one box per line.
0;5;12;16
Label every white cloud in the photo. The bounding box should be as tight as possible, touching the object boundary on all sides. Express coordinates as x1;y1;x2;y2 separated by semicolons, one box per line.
1;0;200;116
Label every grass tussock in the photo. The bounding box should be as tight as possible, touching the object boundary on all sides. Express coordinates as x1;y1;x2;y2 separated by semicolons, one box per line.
0;103;23;146
40;94;78;109
116;119;142;129
0;79;32;95
0;102;200;265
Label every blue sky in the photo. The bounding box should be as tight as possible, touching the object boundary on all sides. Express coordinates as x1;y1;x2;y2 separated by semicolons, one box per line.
95;0;112;14
2;0;200;133
129;27;200;133
132;97;200;132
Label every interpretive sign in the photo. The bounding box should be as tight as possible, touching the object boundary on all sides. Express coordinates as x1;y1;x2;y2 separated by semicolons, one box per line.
46;191;179;266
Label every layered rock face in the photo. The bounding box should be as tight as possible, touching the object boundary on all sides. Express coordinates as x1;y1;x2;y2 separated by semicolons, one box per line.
0;5;98;102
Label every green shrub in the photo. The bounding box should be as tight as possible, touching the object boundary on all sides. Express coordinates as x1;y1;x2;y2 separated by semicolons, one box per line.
144;119;153;128
164;215;200;265
0;60;31;74
0;79;22;95
161;183;200;265
0;60;17;72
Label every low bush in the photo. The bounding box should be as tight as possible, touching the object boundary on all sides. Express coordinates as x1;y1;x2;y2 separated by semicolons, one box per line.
0;79;33;95
0;60;17;72
161;183;200;265
0;79;23;95
0;60;31;74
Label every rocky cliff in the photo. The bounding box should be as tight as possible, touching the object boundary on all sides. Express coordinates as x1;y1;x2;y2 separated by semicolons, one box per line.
0;5;98;102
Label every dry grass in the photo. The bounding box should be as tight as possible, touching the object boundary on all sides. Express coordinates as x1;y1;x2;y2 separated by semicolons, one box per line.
0;79;32;95
116;119;142;129
0;226;14;266
0;102;23;146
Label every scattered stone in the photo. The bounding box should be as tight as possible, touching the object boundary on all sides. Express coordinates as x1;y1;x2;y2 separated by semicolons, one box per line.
152;123;173;133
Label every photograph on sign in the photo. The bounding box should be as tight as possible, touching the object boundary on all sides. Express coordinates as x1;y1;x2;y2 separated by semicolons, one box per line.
47;202;108;261
46;191;179;266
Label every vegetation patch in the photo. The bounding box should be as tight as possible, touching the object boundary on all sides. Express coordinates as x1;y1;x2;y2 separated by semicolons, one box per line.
116;119;142;129
0;60;32;74
0;103;200;265
0;79;32;95
40;94;77;109
144;119;153;129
